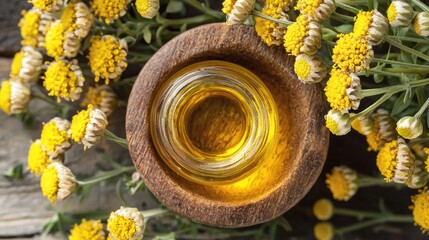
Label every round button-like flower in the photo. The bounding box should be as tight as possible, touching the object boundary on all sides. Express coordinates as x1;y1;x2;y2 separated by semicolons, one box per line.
40;162;76;204
43;59;85;102
225;0;255;25
325;109;351;136
81;85;118;117
314;222;334;240
28;139;62;176
413;12;429;37
407;159;429;189
366;109;398;151
30;0;64;12
387;0;414;27
284;14;322;56
295;0;335;21
255;0;290;46
376;138;415;183
40;117;72;159
411;187;429;233
19;8;54;49
324;68;361;112
0;80;30;115
92;0;129;24
136;0;160;19
10;46;43;83
313;199;334;221
326;165;358;201
45;20;81;59
353;10;389;45
71;104;108;149
332;32;373;73
107;206;144;240
294;54;327;83
88;35;128;84
60;1;93;39
69;219;106;240
351;113;373;136
396;116;423;139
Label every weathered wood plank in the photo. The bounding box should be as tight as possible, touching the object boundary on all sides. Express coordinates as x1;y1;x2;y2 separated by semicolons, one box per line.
0;1;30;56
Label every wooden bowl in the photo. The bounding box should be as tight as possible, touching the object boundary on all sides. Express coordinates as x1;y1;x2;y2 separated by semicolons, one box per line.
126;23;329;227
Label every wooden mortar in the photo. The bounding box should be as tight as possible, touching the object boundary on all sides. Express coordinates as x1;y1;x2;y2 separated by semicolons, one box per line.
126;23;329;228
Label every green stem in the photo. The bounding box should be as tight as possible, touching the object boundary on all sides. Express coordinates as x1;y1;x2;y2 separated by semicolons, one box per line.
103;129;129;148
409;0;429;14
372;58;426;68
142;209;169;219
335;2;360;14
31;94;60;108
331;12;355;22
333;208;383;219
77;166;135;186
157;15;214;26
351;91;398;121
363;69;402;77
361;85;404;98
358;175;390;187
250;10;292;25
387;35;428;43
414;97;429;119
182;0;224;19
384;36;429;62
383;67;429;74
410;137;429;144
335;218;387;234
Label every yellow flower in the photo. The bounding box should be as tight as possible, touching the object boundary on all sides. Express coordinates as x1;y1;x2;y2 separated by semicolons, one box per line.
332;32;373;73
284;14;321;56
325;109;351;136
326;165;357;201
396;116;423;139
324;68;361;112
43;59;85;102
40;162;76;204
255;0;291;46
376;138;415;183
351;113;373;136
40;117;71;159
424;148;429;173
413;12;429;37
28;139;59;176
69;219;106;240
387;0;414;27
313;199;334;221
353;10;388;45
225;0;255;25
88;35;128;84
10;46;43;83
81;85;118;117
222;0;238;15
107;207;144;240
366;109;398;151
92;0;128;24
295;0;335;21
30;0;64;12
19;9;41;47
314;222;334;240
407;159;429;189
0;80;31;115
411;187;429;233
71;104;108;149
45;20;81;59
294;54;327;83
61;1;93;39
136;0;159;19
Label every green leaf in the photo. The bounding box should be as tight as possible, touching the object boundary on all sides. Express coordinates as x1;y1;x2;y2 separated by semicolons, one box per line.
416;87;427;106
427;105;429;129
334;24;353;34
276;216;292;231
180;23;188;33
143;26;152;44
154;232;176;240
15;111;34;128
166;0;184;13
392;91;414;115
3;163;24;180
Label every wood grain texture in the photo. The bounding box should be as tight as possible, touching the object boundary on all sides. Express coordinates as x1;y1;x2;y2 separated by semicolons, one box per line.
126;23;329;228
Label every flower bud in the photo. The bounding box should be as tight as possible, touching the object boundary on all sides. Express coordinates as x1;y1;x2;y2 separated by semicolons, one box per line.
387;0;414;27
284;14;322;56
325;109;351;136
351;113;373;135
40;162;76;204
396;116;423;139
107;206;144;240
0;80;30;115
226;0;256;25
294;54;327;83
413;12;429;37
71;105;108;149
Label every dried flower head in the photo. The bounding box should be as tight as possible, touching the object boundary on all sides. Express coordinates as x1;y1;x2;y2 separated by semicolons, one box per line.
326;165;358;201
45;20;81;59
314;222;334;240
40;117;72;159
43;59;85;102
353;10;389;45
69;219;106;240
19;8;42;47
0;80;30;115
294;54;327;83
222;0;237;15
413;12;429;37
366;109;398;151
107;206;144;240
313;199;334;221
351;113;373;135
411;187;429;233
332;32;373;73
88;35;128;84
28;139;61;176
40;162;76;204
81;85;118;117
30;0;64;12
226;0;255;25
136;0;159;19
255;0;290;46
61;1;94;39
387;0;414;27
377;138;415;183
71;104;108;149
325;109;351;136
407;159;429;189
92;0;129;24
324;68;361;112
396;116;423;139
284;14;322;56
10;46;43;83
295;0;335;21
